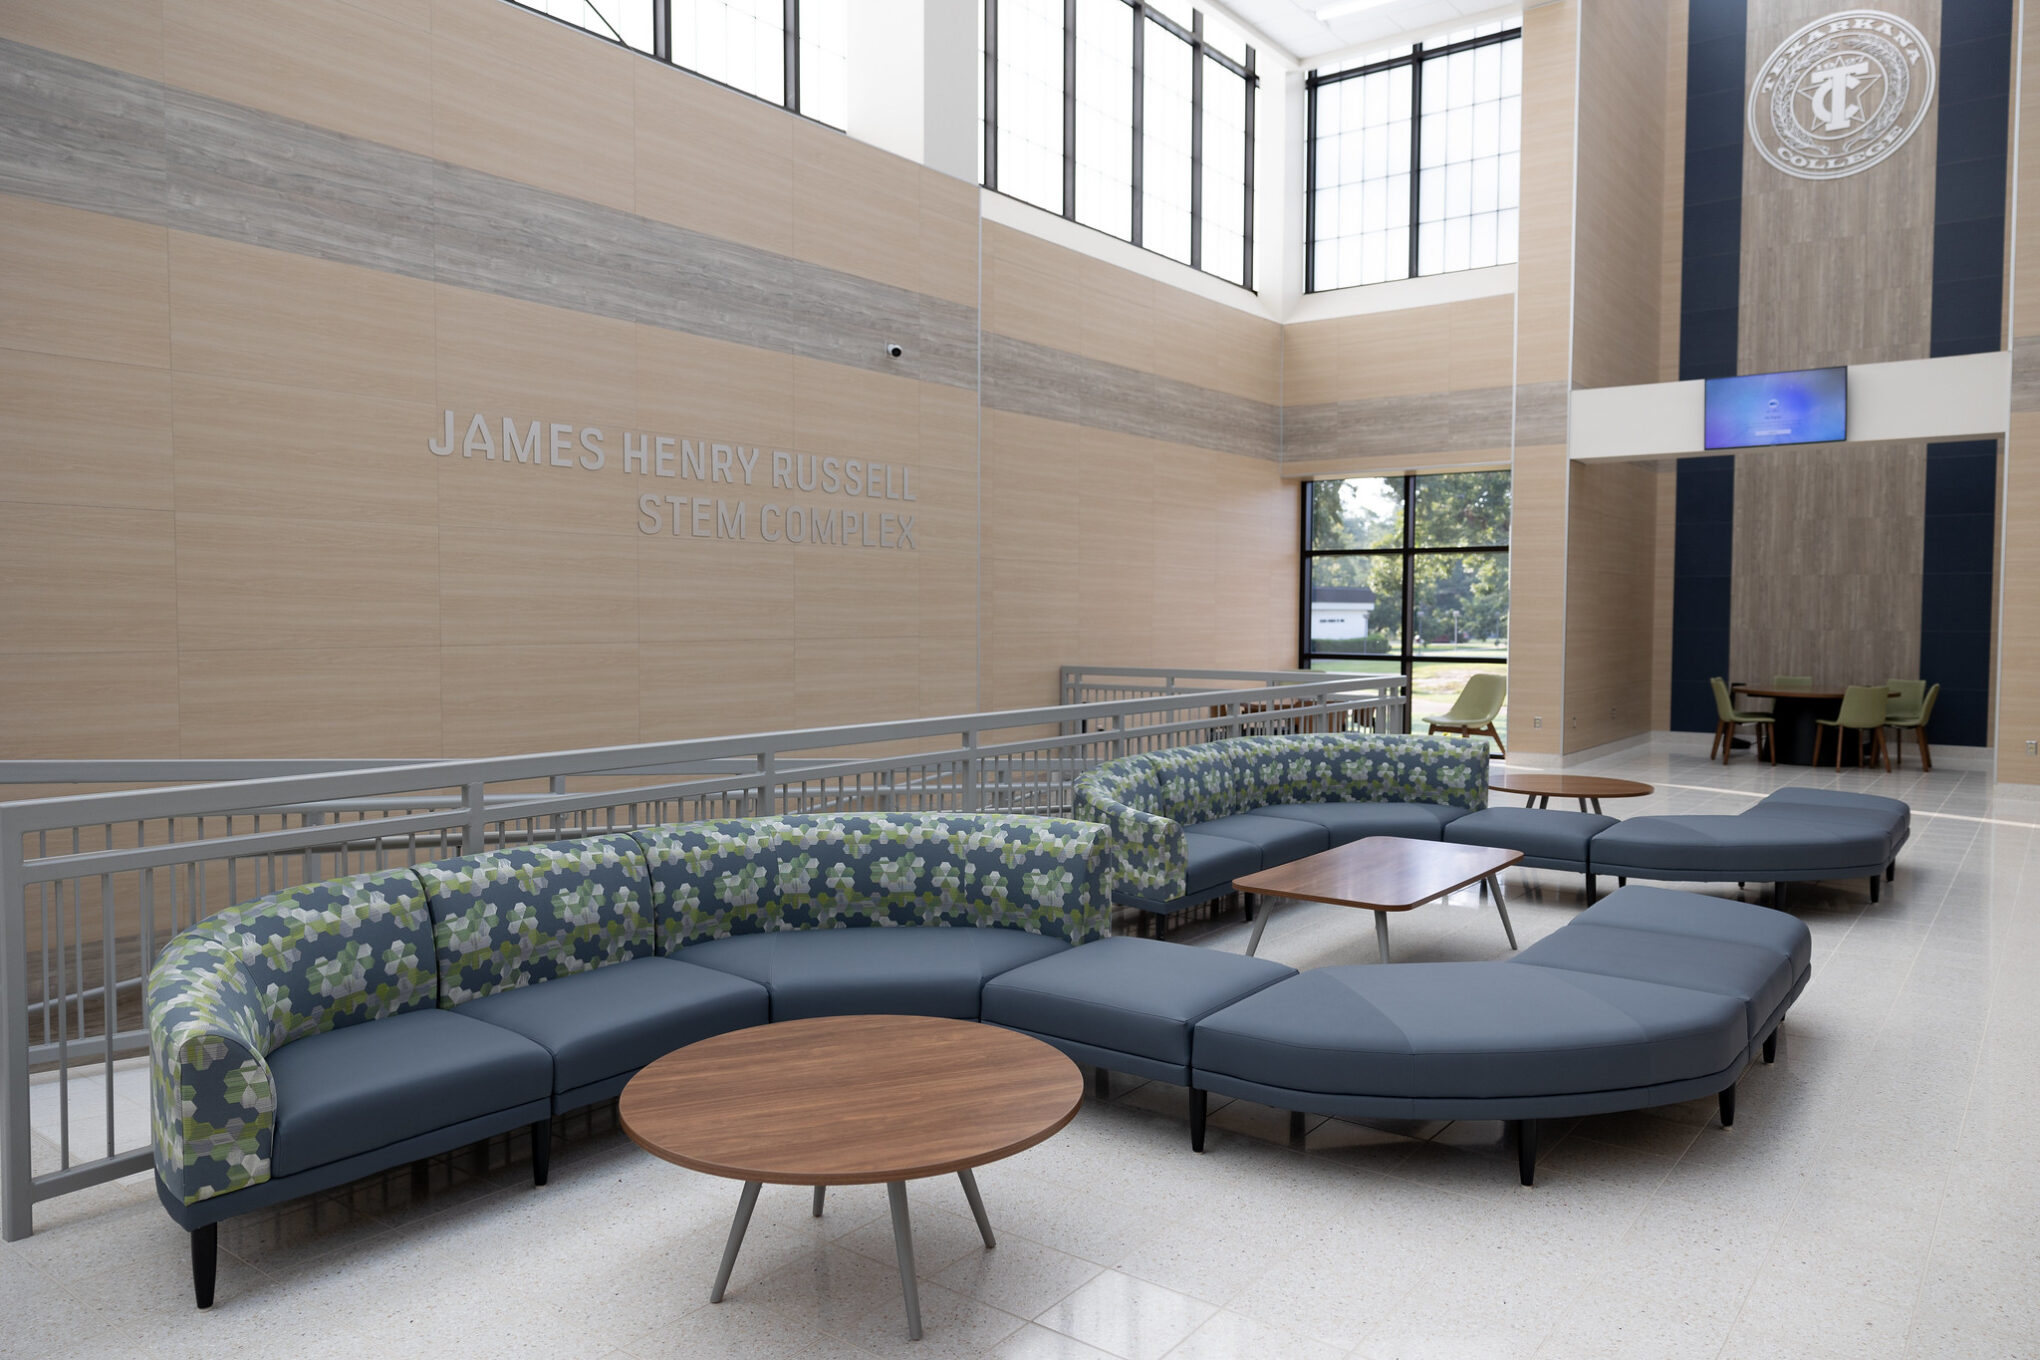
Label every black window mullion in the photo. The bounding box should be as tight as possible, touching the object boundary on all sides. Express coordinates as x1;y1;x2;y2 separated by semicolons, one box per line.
983;0;999;191
1063;0;1077;219
783;0;800;112
1242;45;1255;291
1303;69;1317;294
1189;13;1203;271
1407;46;1423;281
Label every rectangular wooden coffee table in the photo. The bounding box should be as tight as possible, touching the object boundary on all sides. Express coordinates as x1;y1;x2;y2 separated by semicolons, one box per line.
1234;836;1524;962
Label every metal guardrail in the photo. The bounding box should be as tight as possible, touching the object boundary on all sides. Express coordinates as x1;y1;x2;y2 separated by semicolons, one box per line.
1059;664;1345;707
0;671;1407;1240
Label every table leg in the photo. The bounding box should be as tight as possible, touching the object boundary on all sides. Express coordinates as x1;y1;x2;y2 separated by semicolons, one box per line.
1591;798;1604;815
710;1181;763;1304
887;1180;923;1341
1576;797;1589;812
812;1185;826;1217
1488;873;1517;950
957;1167;996;1249
1245;899;1275;956
1374;910;1391;964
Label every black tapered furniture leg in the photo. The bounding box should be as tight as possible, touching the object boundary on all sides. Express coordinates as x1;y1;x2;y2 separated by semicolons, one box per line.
1289;1110;1306;1143
1869;876;1880;904
192;1223;218;1310
1189;1088;1207;1152
1242;892;1255;922
1886;861;1896;883
1718;1082;1736;1128
1513;1119;1537;1186
1762;1027;1779;1064
1092;1067;1109;1099
531;1118;551;1186
1584;874;1598;904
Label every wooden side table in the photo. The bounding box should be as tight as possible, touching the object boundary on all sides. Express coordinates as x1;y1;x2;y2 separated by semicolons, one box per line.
620;1014;1083;1341
1488;771;1653;815
1234;836;1523;962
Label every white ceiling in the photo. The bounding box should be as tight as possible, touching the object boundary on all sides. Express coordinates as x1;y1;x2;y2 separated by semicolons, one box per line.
1220;0;1518;64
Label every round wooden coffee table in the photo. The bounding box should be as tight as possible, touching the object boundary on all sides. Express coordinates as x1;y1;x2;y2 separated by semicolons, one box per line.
1488;771;1653;815
620;1013;1083;1341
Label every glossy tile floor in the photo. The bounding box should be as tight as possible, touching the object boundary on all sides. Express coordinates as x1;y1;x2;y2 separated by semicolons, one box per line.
9;743;2039;1359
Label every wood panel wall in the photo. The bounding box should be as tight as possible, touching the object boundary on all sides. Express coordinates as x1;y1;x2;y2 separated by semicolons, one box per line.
0;0;1294;760
1998;2;2040;780
1505;0;1581;757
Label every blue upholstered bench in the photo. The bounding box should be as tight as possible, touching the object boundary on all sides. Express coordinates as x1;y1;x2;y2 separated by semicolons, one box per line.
147;812;1110;1309
1072;733;1489;928
1586;786;1909;905
1188;886;1810;1182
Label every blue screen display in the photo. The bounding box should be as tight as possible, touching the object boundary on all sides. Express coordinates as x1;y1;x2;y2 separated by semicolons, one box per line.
1703;368;1847;449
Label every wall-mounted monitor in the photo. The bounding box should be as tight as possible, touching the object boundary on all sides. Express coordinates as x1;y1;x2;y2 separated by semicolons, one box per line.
1703;367;1848;449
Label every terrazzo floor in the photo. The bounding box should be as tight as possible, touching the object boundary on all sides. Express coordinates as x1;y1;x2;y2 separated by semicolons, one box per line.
8;742;2039;1359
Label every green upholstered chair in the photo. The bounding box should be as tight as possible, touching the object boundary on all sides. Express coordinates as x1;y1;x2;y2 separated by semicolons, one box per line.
1771;675;1813;688
1425;672;1507;757
1815;685;1890;771
1887;682;1940;771
1884;679;1925;723
1710;676;1775;765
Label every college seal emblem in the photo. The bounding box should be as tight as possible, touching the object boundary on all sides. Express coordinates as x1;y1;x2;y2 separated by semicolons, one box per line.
1747;9;1935;180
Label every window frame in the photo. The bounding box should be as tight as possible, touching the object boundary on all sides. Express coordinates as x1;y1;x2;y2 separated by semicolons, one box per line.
1299;474;1510;732
983;0;1258;291
507;0;842;129
1304;23;1521;294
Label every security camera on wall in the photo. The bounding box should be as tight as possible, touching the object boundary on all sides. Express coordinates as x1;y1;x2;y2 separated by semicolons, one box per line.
885;344;904;359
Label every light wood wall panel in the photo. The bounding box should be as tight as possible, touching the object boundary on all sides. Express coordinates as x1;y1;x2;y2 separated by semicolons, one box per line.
1564;459;1660;749
1572;0;1670;391
0;0;1299;760
1507;1;1580;755
1998;412;2040;779
1737;0;1940;372
1658;0;1688;382
1728;444;1927;689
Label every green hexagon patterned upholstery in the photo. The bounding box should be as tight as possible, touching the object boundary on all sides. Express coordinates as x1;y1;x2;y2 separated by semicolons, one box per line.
1070;733;1489;903
635;813;1113;949
145;867;435;1207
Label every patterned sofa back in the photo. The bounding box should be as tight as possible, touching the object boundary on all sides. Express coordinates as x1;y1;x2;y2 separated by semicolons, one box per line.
633;813;1113;950
413;835;655;1006
1071;733;1489;902
144;867;438;1206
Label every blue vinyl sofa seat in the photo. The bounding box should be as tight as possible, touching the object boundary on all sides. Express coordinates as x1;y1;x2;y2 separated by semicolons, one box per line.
1586;786;1907;900
1442;806;1616;872
146;811;1113;1310
1187;886;1811;1180
1071;733;1490;919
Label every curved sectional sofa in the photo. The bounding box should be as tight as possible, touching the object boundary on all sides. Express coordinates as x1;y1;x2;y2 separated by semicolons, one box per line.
1073;734;1910;918
147;752;1835;1309
147;813;1111;1308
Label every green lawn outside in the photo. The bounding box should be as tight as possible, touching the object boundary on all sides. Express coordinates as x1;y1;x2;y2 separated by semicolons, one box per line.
1311;658;1509;754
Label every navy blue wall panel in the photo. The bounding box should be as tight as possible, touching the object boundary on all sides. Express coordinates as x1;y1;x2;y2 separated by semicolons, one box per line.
1678;0;1747;381
1670;457;1736;732
1930;0;2013;358
1919;442;1997;747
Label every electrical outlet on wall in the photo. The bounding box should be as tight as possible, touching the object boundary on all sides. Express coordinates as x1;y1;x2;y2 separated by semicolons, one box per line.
1533;717;1543;728
2028;740;2037;756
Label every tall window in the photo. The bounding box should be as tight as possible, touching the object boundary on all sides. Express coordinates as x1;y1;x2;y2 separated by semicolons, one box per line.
513;0;851;130
1307;20;1520;291
1303;472;1511;746
983;1;1257;289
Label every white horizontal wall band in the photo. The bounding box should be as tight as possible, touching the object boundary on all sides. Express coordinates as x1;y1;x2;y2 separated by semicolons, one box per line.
1568;350;2014;460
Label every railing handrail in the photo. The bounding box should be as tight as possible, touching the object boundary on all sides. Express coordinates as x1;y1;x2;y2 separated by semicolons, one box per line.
0;674;1403;832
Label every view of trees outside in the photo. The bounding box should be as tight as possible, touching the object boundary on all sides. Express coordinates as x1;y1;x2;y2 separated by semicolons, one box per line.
1304;471;1510;749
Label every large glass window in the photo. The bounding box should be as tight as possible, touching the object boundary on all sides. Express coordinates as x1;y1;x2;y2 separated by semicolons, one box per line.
1304;472;1511;748
983;1;1256;289
1307;19;1519;291
513;1;850;131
